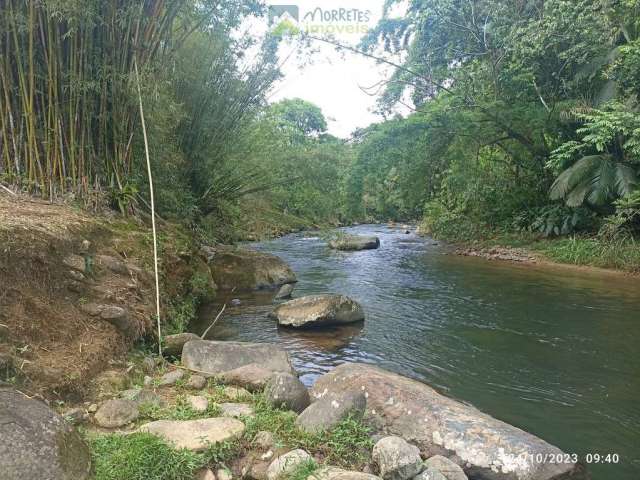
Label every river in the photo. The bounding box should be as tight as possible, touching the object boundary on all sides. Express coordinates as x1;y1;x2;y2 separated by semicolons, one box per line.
195;225;640;479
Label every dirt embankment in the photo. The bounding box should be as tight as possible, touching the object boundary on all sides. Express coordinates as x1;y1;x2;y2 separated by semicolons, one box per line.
0;196;211;399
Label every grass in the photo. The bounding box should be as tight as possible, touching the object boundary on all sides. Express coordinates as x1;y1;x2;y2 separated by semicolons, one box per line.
287;459;319;480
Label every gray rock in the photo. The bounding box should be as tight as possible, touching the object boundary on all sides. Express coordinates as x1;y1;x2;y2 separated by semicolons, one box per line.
223;386;251;400
141;356;156;374
164;332;200;357
209;246;297;291
253;430;276;450
271;295;364;328
275;283;294;300
329;235;380;251
220;402;254;418
100;305;138;338
311;364;584;480
217;468;233;480
0;388;91;480
296;390;366;434
266;449;313;480
94;399;139;428
187;395;209;413
187;374;207;390
423;456;467;480
220;363;276;392
159;369;184;386
183;340;293;376
138;417;245;451
121;388;163;408
196;469;216;480
309;467;382;480
264;372;310;413
414;467;446;480
372;436;423;480
95;254;129;275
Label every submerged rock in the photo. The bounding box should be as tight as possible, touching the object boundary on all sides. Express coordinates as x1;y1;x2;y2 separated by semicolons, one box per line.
311;364;585;480
271;295;365;328
275;283;295;300
329;235;380;251
209;246;297;291
183;340;293;376
138;417;245;451
0;388;92;480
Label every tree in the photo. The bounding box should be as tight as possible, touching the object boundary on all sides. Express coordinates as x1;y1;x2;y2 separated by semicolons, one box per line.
268;98;328;138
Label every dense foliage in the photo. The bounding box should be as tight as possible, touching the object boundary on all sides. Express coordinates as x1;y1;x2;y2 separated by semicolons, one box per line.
350;0;640;244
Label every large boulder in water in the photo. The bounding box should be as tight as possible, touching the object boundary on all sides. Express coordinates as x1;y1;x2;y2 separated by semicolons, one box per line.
208;246;296;291
311;364;586;480
270;295;365;328
329;235;380;251
0;387;92;480
183;340;293;375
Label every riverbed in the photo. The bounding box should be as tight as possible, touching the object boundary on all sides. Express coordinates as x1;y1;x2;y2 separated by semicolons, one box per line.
195;225;640;479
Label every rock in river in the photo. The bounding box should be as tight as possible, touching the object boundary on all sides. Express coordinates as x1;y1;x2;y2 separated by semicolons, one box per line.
329;235;380;251
0;387;92;480
208;246;297;291
183;339;293;376
270;294;364;328
311;364;586;480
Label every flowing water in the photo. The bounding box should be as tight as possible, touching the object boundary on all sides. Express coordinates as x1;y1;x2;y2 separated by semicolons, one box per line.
195;225;640;479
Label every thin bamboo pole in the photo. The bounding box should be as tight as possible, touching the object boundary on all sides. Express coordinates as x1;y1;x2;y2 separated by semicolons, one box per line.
134;57;162;357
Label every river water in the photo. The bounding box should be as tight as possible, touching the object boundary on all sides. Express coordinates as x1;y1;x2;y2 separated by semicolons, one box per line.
195;225;640;479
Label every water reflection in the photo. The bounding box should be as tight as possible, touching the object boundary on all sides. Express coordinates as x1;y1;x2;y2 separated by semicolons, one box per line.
193;225;640;479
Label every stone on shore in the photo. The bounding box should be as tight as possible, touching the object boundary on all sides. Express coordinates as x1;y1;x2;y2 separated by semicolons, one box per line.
208;246;297;291
296;391;366;434
183;340;293;376
0;388;92;480
164;332;200;356
311;364;584;480
94;399;139;428
414;467;447;480
266;449;313;480
309;467;382;480
187;374;207;390
159;369;185;386
423;456;467;480
271;295;364;328
138;417;245;451
264;372;310;413
120;388;164;408
220;363;276;392
220;402;254;418
329;235;380;251
187;395;209;413
372;436;423;480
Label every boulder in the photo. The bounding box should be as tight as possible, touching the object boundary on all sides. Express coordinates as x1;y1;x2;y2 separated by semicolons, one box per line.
164;332;200;357
121;388;164;408
138;417;245;451
270;295;364;328
183;340;293;376
264;372;310;413
209;246;296;291
99;305;138;337
311;364;584;480
94;399;139;428
329;235;380;251
372;436;423;480
159;369;185;386
220;363;276;392
275;283;295;300
296;391;366;434
309;467;382;480
423;456;467;480
0;388;91;480
266;449;313;480
414;467;447;480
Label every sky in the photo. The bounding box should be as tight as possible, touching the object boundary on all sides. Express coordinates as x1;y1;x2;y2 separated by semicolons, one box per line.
261;0;404;138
